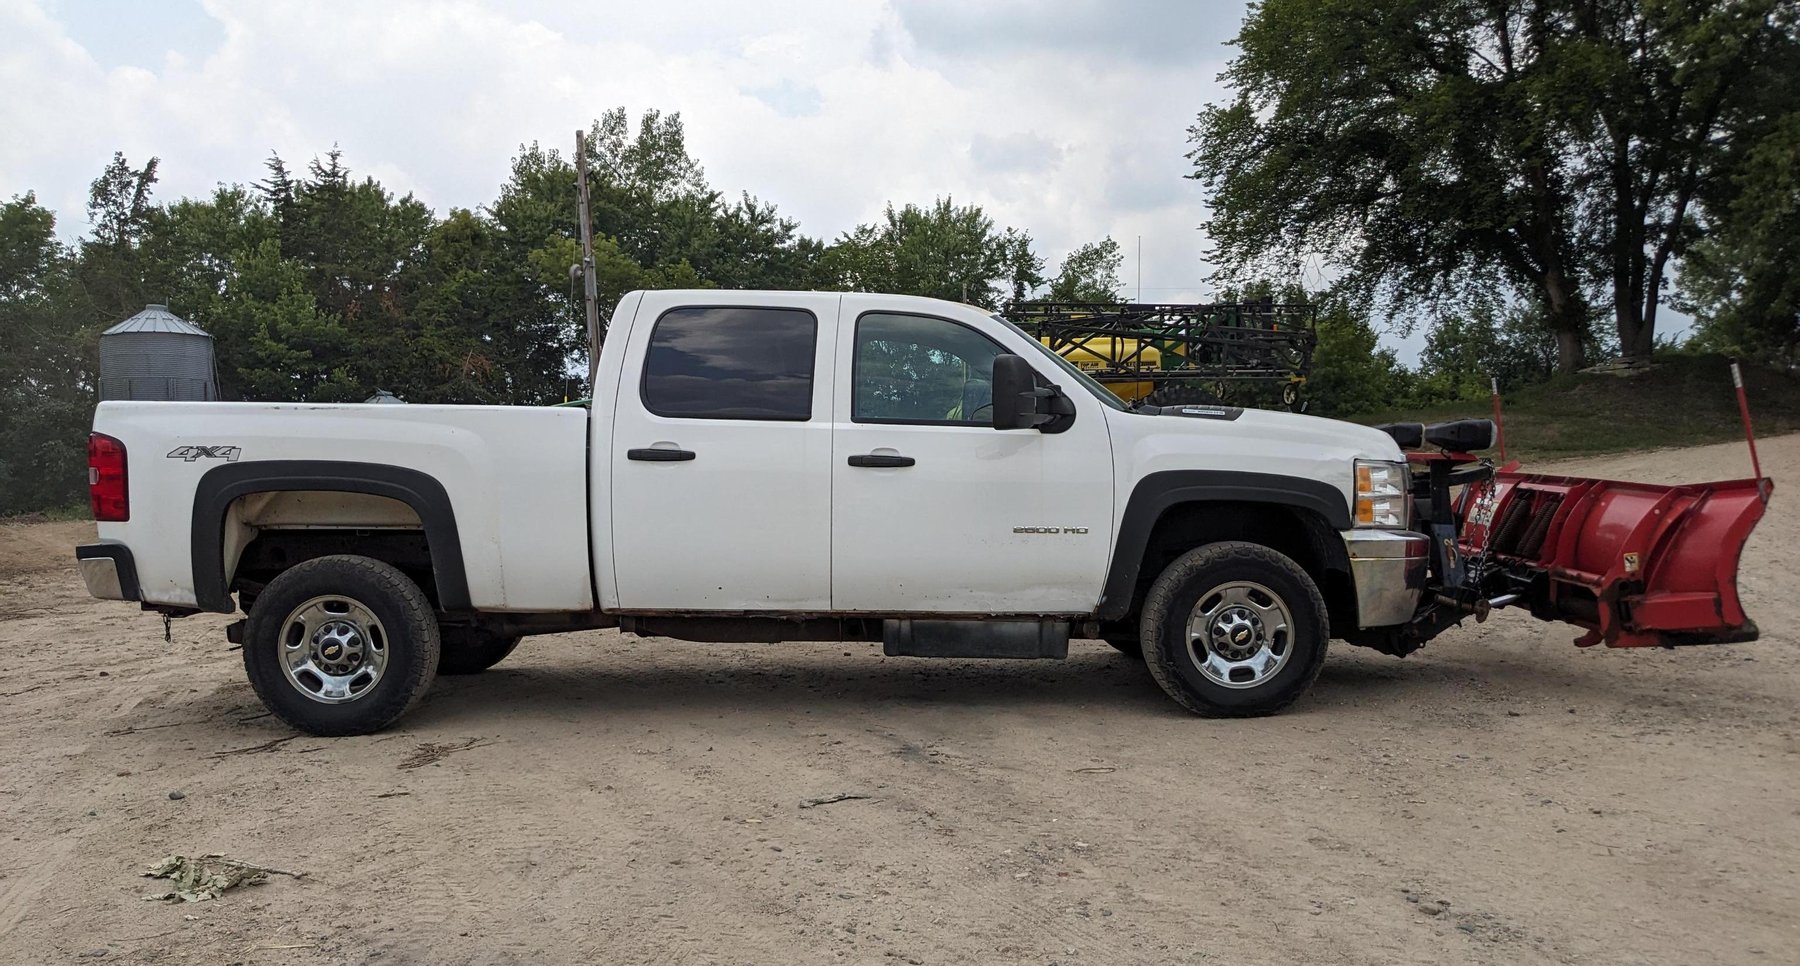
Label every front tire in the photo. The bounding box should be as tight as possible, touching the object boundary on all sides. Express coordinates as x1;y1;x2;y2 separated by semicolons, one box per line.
1139;541;1328;717
242;555;440;736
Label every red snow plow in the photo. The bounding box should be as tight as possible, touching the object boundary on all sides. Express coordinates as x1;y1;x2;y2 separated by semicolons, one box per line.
1458;470;1769;647
1354;417;1772;656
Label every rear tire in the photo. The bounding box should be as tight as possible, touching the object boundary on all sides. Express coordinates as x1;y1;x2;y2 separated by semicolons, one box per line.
1139;541;1328;717
437;628;521;675
242;555;440;736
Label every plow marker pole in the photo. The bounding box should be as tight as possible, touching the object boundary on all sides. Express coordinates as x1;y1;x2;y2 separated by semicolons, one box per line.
1731;361;1764;486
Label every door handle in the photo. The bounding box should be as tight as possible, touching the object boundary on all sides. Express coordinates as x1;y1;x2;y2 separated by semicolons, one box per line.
628;448;696;462
848;454;915;468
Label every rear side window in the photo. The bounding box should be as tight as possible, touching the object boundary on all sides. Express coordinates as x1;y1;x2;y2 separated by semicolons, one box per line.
641;307;817;420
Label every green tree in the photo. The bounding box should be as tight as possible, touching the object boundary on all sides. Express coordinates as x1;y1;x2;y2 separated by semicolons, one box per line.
1573;0;1799;359
78;152;162;321
210;239;360;401
1191;0;1799;370
1304;296;1415;418
823;198;1042;307
2;115;841;509
996;227;1046;304
1679;96;1800;365
1047;238;1124;302
0;192;60;303
0;194;91;513
87;152;160;248
1419;302;1559;397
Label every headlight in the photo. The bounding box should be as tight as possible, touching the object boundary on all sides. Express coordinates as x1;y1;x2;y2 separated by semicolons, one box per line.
1354;459;1408;528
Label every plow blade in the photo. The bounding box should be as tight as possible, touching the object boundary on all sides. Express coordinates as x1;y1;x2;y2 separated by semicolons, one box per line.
1459;472;1771;647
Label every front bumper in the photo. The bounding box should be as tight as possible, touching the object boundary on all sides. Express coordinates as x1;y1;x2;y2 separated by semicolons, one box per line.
1343;530;1429;628
75;543;140;601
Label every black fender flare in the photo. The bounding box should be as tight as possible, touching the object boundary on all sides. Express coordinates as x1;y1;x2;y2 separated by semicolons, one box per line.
191;460;470;613
1096;470;1352;622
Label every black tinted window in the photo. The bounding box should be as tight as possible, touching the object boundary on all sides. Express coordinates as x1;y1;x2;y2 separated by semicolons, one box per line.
642;307;817;420
854;313;1006;424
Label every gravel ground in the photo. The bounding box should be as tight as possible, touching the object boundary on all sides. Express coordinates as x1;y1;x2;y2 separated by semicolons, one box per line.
0;435;1795;965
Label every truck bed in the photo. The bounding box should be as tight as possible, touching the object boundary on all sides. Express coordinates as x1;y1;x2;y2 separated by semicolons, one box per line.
91;401;594;612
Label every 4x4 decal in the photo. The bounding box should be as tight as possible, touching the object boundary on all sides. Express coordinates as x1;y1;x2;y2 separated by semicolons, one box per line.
167;445;242;463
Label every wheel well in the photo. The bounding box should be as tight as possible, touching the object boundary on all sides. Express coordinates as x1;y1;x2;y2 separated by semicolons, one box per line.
192;462;471;614
222;491;437;612
1121;501;1356;637
232;528;439;613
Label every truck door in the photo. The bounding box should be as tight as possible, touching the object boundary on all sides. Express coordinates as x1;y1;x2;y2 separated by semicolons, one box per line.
830;298;1114;613
609;293;838;610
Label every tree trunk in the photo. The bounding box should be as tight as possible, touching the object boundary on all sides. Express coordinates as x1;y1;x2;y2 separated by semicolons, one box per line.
1541;265;1586;374
1554;328;1584;375
1611;134;1641;364
1617;312;1655;362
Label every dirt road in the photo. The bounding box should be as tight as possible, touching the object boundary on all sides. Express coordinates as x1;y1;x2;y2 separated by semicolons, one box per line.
1;436;1795;965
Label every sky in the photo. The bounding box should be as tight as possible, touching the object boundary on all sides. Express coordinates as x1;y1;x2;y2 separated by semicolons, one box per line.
1;0;1425;350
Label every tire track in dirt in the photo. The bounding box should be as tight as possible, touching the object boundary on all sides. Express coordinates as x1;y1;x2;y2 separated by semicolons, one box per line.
0;839;76;941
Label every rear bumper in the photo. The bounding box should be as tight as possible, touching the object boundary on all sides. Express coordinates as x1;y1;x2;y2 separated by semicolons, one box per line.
1343;530;1429;628
75;543;140;601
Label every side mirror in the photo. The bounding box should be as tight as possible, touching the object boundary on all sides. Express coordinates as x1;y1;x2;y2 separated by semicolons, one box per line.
991;354;1075;430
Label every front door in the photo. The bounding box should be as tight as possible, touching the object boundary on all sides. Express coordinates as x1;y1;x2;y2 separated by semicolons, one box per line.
830;299;1114;613
610;294;838;610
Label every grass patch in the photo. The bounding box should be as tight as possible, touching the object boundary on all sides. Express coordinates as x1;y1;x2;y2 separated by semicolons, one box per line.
1351;354;1800;462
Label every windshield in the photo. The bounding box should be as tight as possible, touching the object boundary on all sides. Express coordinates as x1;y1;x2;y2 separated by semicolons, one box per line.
994;316;1131;412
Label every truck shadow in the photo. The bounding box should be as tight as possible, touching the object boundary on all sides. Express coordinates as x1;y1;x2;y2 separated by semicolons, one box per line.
407;638;1773;730
404;642;1579;727
418;647;1175;723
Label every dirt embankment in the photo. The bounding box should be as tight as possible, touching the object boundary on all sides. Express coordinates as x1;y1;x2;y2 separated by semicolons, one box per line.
0;520;91;581
0;436;1795;965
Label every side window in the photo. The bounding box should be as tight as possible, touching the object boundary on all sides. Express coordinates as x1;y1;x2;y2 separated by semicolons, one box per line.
853;313;1008;425
642;307;817;420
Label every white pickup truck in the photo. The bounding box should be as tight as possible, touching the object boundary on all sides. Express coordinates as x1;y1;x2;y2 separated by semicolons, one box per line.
77;290;1770;735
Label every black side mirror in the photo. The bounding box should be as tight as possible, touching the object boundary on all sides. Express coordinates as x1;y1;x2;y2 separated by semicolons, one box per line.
992;354;1075;431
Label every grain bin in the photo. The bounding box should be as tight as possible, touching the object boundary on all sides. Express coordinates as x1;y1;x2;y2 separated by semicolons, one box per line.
98;304;218;401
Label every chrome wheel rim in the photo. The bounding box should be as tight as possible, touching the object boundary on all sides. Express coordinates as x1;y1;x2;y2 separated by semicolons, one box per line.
1185;580;1293;689
278;595;388;704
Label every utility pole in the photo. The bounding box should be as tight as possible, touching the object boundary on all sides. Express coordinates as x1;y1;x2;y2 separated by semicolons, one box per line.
1136;235;1142;303
575;129;602;390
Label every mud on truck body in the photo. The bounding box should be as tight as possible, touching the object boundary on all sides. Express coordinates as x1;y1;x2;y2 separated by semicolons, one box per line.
75;290;1773;736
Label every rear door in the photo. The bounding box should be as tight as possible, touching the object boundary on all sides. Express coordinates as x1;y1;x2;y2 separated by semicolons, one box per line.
609;292;838;610
829;297;1115;613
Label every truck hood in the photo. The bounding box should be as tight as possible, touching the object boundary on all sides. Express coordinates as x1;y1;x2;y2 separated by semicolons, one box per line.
1102;403;1404;527
1138;403;1405;463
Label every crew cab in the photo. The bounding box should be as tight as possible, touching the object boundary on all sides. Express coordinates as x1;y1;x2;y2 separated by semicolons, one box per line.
76;291;1770;735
